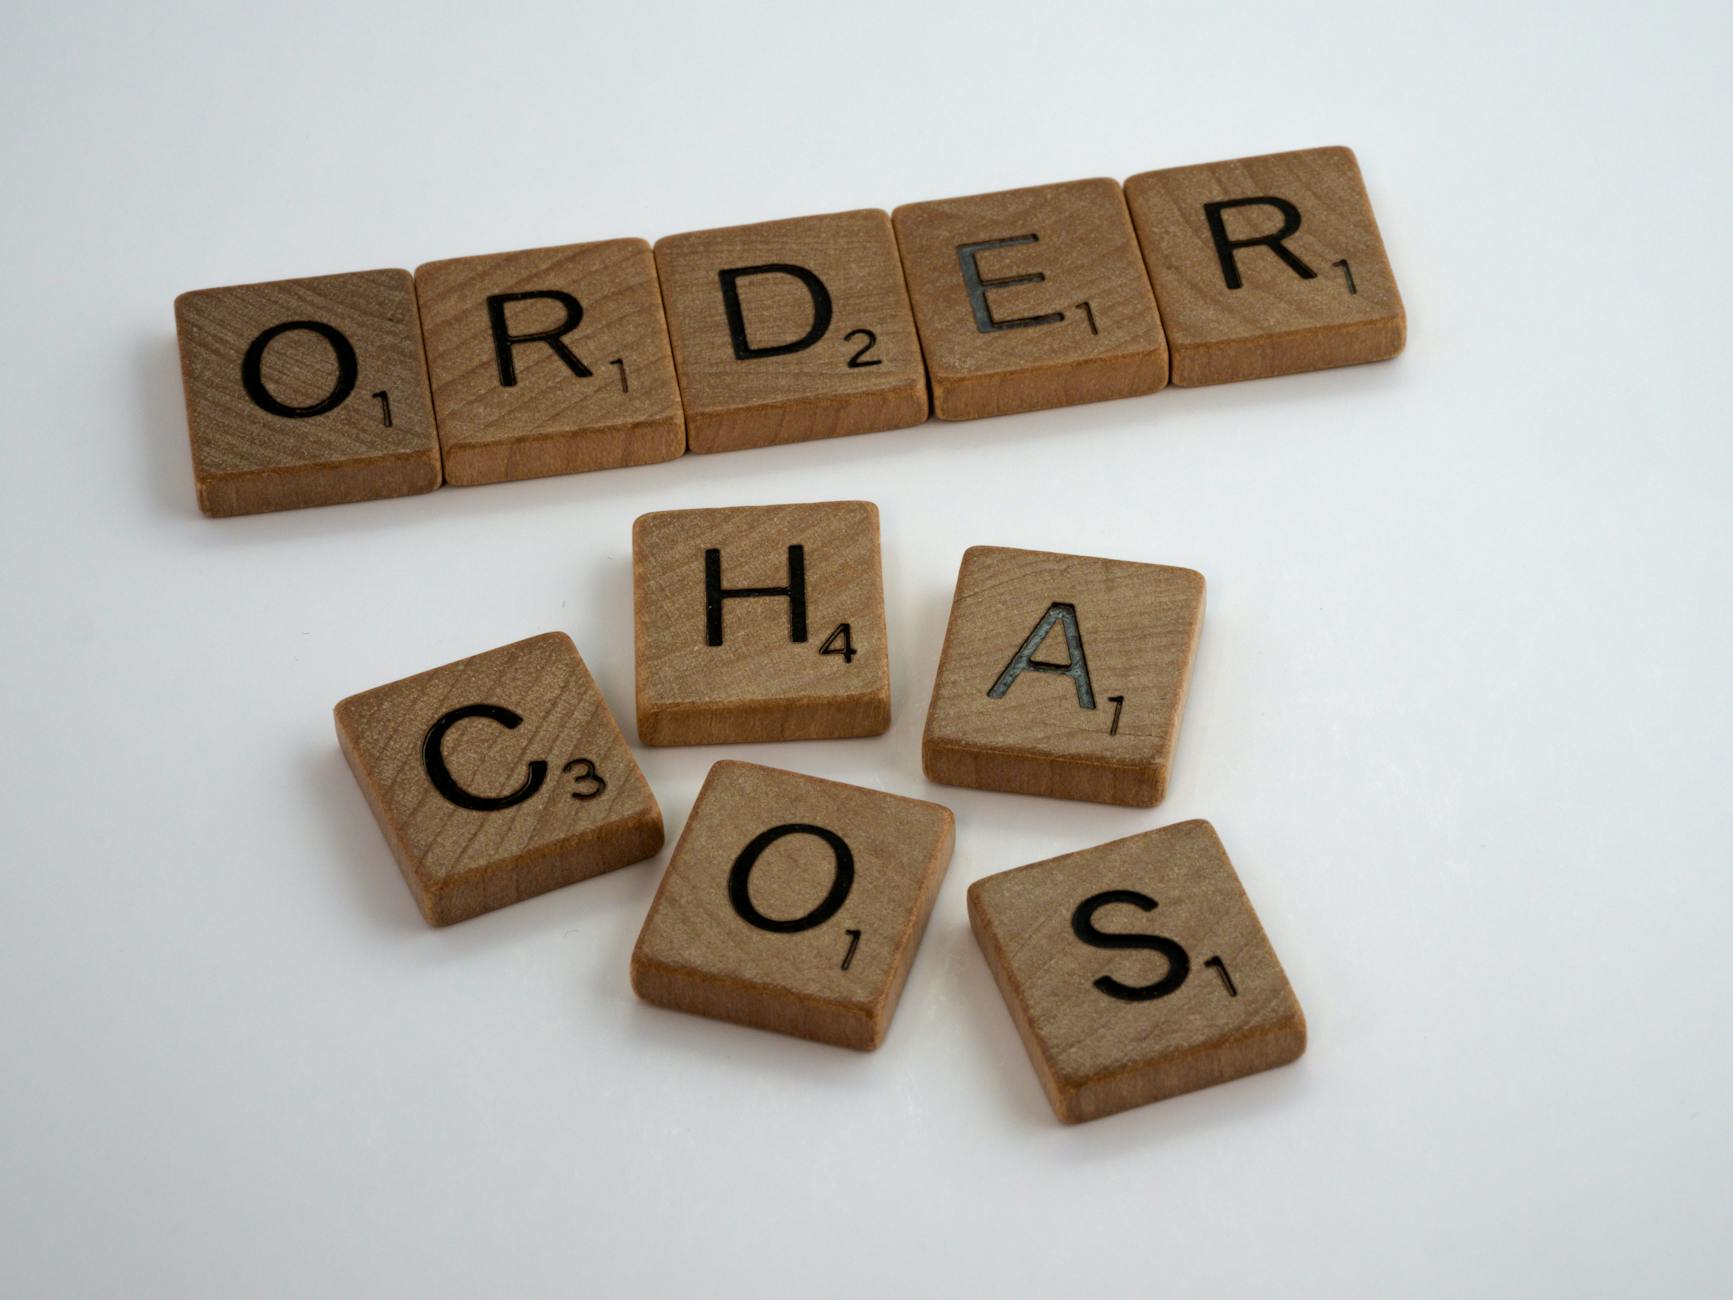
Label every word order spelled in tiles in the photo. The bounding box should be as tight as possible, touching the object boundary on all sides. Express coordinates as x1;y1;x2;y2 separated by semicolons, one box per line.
969;820;1305;1123
1123;146;1405;385
414;239;684;485
924;546;1203;806
632;501;890;745
631;761;954;1049
892;179;1167;420
175;269;441;516
335;632;662;926
653;209;927;453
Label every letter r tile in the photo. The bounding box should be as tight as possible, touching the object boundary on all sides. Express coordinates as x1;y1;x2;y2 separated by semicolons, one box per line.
653;210;928;453
632;761;955;1050
923;546;1204;807
334;632;662;926
893;179;1168;420
632;501;891;745
1123;146;1405;385
414;239;685;485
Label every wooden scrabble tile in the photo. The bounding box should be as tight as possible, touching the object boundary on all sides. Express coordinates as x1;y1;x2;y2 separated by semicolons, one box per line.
175;269;441;516
632;501;890;745
334;632;662;926
1123;146;1405;386
968;820;1305;1123
631;761;954;1049
923;546;1203;807
653;209;928;453
891;179;1167;420
414;239;685;485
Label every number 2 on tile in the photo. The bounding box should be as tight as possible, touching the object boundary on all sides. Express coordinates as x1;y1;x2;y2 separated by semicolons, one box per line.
845;329;880;368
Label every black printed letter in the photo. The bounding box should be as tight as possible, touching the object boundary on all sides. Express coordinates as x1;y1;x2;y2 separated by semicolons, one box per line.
240;320;358;418
486;290;592;386
956;235;1065;333
421;704;547;812
1071;890;1190;1002
987;602;1095;709
1202;197;1317;290
705;544;807;646
728;823;855;933
718;264;833;360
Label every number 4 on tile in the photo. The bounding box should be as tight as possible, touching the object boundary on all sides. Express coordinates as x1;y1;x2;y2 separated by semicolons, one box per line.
820;623;857;663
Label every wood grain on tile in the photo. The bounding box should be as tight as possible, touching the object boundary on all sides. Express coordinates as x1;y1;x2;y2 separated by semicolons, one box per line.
1123;146;1405;385
632;501;890;745
923;546;1203;807
654;209;928;453
414;239;684;485
969;819;1305;1123
892;179;1167;420
175;269;441;516
631;761;954;1049
335;632;662;926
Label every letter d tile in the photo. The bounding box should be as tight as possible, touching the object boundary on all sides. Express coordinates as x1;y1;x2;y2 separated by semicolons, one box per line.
654;210;928;453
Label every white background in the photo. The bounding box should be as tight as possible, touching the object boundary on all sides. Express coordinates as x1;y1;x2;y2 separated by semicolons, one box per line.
2;1;1729;1295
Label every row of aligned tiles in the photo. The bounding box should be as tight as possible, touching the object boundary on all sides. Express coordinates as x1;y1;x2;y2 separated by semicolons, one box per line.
175;145;1405;516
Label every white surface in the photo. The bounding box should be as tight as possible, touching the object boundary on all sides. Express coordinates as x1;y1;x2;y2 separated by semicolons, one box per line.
2;2;1729;1295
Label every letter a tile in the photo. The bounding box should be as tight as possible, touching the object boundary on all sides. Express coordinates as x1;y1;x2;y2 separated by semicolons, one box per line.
175;269;442;516
335;632;662;926
632;761;954;1049
654;210;928;453
1123;146;1405;385
632;501;891;745
893;179;1168;419
414;239;685;485
923;546;1204;806
969;820;1305;1123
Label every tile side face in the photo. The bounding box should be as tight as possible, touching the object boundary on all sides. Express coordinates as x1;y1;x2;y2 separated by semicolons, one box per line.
175;269;442;515
414;239;684;485
922;546;1203;806
632;502;891;745
654;209;928;452
335;632;662;925
893;179;1168;420
1123;146;1405;385
969;820;1305;1123
631;761;954;1049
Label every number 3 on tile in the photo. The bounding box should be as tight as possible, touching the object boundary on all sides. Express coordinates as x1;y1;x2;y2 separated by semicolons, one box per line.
820;623;857;663
562;758;607;800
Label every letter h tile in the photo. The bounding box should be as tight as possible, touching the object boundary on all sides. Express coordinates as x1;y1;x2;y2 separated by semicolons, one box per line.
632;502;891;745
